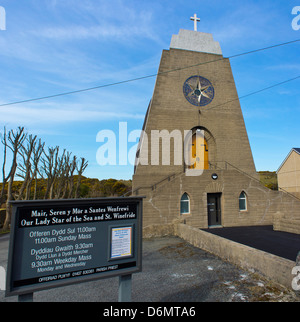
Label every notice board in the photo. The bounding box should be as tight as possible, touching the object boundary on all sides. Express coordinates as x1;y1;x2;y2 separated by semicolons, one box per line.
6;197;143;296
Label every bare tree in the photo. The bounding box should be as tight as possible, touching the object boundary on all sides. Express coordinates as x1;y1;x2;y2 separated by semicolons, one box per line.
16;136;45;200
31;138;45;200
67;155;77;199
54;150;71;199
75;158;88;198
2;127;27;231
41;146;60;200
0;127;8;202
16;134;37;200
39;147;89;200
0;126;90;231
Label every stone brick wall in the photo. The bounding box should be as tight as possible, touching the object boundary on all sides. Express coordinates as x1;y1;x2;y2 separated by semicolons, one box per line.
175;224;296;289
136;168;300;233
134;48;257;185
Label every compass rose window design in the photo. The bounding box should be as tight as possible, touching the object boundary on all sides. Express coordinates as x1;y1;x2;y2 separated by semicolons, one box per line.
183;75;215;106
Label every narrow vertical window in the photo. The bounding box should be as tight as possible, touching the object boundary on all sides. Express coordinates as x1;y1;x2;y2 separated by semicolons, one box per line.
239;191;247;211
180;193;190;214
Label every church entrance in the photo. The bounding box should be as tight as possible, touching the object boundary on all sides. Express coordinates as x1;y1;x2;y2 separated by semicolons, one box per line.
207;193;222;227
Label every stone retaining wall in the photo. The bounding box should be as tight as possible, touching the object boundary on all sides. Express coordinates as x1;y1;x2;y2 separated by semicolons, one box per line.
143;223;296;290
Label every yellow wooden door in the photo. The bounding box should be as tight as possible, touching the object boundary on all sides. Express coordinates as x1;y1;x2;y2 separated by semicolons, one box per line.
189;132;209;169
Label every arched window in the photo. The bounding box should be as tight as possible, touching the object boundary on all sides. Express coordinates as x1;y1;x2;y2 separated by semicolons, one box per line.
239;191;247;211
180;193;190;214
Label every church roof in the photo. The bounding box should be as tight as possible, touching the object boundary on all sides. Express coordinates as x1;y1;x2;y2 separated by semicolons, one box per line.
170;29;222;55
277;148;300;173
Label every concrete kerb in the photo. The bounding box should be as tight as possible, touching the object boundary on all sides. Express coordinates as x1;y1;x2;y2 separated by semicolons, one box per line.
143;223;296;290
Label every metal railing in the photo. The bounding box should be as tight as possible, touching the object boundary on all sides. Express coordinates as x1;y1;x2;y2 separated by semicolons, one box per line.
124;161;300;202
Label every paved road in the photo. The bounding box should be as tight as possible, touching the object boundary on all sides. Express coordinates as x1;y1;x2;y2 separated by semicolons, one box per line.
0;234;298;302
203;226;300;261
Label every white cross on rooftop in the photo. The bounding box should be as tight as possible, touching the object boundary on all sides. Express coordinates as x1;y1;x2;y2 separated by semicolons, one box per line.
190;13;200;31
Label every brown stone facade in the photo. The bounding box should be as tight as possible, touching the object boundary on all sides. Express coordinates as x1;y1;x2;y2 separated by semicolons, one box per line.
132;40;300;233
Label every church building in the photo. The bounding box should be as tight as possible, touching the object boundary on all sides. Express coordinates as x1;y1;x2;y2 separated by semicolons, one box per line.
132;17;300;233
277;148;300;199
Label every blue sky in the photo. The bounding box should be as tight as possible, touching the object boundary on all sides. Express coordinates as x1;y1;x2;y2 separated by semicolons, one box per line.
0;0;299;180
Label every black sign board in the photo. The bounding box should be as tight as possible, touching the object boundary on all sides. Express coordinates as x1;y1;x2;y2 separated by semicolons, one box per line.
6;197;143;296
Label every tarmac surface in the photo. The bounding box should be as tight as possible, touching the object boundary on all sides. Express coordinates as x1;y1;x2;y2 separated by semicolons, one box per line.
0;232;299;302
203;225;300;261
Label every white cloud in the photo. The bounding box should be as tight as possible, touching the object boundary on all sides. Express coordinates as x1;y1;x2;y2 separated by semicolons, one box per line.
210;2;283;51
0;104;144;127
32;23;156;41
27;0;160;43
266;64;300;72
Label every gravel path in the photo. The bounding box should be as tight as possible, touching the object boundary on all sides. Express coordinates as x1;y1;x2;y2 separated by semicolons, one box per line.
0;234;298;302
